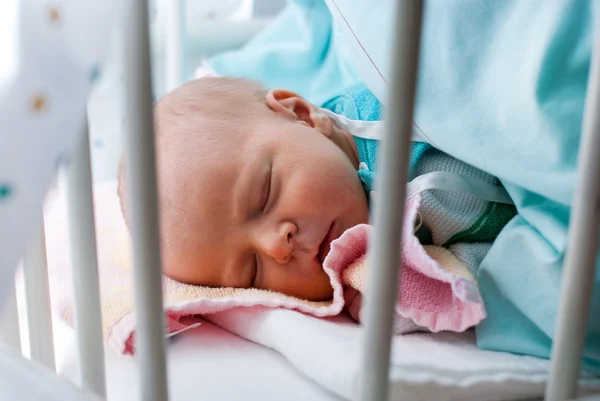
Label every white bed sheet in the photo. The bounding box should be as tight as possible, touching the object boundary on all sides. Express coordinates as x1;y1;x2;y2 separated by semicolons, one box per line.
12;279;341;401
8;284;600;401
205;307;600;401
14;275;342;401
52;316;342;401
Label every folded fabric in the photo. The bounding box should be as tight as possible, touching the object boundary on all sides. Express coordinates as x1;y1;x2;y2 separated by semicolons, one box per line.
46;181;485;355
323;0;600;373
202;307;600;401
206;0;361;106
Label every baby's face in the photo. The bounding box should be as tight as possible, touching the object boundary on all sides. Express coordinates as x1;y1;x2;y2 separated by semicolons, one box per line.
162;112;369;301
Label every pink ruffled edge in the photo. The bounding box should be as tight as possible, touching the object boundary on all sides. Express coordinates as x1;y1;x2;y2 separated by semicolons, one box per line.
397;195;486;332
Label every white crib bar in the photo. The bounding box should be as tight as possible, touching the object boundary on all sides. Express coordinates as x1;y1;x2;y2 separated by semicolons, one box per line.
123;1;169;400
544;32;600;401
166;0;184;92
0;281;21;351
357;2;423;401
22;219;56;370
66;128;107;396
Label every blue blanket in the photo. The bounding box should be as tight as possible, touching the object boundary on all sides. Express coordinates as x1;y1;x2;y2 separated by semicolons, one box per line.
208;0;600;375
208;0;361;106
411;0;600;375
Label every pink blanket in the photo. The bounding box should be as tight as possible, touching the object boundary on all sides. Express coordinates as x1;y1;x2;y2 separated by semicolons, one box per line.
45;182;485;355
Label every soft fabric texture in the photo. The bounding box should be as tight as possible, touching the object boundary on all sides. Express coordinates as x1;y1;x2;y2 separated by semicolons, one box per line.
45;181;485;355
44;306;600;401
341;196;486;334
203;307;600;401
206;0;362;106
320;84;432;185
323;0;600;374
321;84;516;283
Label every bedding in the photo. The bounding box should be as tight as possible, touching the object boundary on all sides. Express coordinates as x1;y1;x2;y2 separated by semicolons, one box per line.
21;290;599;401
207;0;362;106
40;182;600;401
205;307;600;401
17;265;600;401
58;318;342;401
323;0;600;375
11;288;341;401
44;181;485;355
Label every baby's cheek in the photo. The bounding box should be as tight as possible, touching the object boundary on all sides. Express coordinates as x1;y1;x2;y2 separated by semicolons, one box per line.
286;154;363;210
297;175;348;207
322;171;364;202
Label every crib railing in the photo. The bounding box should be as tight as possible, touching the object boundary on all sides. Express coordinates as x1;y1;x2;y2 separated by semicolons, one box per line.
1;1;599;401
357;2;423;400
22;218;56;371
0;283;21;352
67;124;106;396
545;23;600;401
121;0;170;399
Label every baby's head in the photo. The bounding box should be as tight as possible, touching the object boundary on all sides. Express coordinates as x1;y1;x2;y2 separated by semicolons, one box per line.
118;77;369;301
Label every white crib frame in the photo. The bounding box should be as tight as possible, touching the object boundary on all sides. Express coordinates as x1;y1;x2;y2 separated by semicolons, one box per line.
1;1;599;400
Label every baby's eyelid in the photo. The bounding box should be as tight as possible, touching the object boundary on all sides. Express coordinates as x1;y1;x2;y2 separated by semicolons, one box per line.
251;254;259;288
261;168;272;214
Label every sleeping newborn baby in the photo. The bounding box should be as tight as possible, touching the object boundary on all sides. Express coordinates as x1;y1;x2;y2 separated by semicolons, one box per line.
117;77;516;302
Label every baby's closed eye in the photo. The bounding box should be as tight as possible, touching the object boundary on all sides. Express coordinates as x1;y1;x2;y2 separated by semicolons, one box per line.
260;167;272;214
251;254;259;288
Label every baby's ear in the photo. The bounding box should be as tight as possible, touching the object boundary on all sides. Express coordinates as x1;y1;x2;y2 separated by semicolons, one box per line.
266;89;333;137
266;89;313;123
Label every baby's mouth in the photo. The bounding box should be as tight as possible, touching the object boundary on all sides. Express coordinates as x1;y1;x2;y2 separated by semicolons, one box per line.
318;221;337;264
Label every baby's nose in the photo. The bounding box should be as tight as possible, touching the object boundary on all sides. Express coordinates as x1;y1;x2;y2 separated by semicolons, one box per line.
261;222;296;264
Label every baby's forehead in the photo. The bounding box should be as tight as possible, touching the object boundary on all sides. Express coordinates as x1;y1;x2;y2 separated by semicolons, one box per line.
158;80;264;118
160;95;260;138
155;89;282;207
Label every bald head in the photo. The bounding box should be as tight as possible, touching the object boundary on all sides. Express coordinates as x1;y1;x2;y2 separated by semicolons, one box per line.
118;78;271;268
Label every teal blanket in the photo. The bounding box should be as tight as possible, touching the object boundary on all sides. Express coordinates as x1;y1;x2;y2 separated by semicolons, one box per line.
208;0;361;106
208;0;600;375
413;0;600;375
